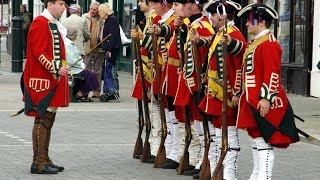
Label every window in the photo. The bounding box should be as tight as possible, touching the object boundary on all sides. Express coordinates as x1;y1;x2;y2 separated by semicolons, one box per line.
277;0;291;63
294;0;307;64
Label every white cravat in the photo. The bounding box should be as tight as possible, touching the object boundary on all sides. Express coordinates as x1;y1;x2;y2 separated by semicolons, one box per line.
41;9;67;40
254;29;270;40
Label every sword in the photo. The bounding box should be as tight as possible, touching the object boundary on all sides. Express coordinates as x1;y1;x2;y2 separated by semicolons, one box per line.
294;115;320;146
298;128;320;146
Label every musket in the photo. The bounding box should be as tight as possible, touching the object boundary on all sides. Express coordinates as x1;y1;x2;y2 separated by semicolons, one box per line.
10;34;112;118
152;23;167;168
190;28;211;180
177;24;192;175
212;1;228;179
133;26;153;163
132;30;145;159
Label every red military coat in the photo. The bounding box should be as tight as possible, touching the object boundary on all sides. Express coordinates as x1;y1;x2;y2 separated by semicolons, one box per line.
131;11;157;100
23;16;69;117
174;15;214;122
237;32;299;147
163;18;190;97
152;14;175;95
198;24;246;127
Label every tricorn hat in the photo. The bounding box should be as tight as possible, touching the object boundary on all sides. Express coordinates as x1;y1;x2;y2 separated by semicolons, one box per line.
204;0;241;14
237;3;278;20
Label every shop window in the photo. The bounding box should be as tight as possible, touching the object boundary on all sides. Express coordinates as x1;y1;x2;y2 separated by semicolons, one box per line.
294;0;307;64
278;0;291;63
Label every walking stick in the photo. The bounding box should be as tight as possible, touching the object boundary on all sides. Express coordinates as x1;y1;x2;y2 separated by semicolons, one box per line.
212;1;228;179
10;34;112;117
132;30;145;159
177;24;192;175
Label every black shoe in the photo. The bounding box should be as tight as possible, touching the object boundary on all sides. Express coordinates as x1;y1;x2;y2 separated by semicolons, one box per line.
30;163;59;174
49;164;64;172
161;159;179;169
193;172;200;179
144;155;155;164
183;168;200;176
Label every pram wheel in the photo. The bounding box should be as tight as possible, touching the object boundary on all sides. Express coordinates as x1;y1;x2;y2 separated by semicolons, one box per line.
99;94;109;102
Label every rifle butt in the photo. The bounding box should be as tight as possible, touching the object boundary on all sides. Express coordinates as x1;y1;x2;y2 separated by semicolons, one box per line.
133;137;143;159
140;141;151;162
211;165;223;180
153;144;166;168
199;152;211;180
212;149;227;180
211;166;223;180
176;152;190;175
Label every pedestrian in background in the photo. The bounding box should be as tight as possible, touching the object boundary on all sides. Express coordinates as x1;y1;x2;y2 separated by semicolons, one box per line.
23;0;69;174
62;4;90;56
99;3;121;100
82;1;105;98
20;4;31;57
65;27;99;102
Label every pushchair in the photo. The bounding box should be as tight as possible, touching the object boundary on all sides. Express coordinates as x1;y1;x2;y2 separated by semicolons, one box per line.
99;57;120;102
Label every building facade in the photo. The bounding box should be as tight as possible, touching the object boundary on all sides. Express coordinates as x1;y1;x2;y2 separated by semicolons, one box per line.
3;0;320;97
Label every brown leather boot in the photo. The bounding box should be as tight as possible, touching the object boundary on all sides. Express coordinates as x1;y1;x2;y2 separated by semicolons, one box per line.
32;116;51;174
44;112;65;172
44;112;55;165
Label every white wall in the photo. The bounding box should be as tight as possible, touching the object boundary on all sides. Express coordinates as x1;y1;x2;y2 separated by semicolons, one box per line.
33;0;44;18
310;0;320;97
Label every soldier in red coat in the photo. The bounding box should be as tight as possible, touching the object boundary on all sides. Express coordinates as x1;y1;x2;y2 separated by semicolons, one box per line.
131;0;157;163
225;3;300;180
172;0;215;172
196;1;245;178
144;0;177;164
23;0;70;174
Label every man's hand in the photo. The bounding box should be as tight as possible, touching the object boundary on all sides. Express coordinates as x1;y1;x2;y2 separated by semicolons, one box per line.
174;17;183;28
257;98;271;117
147;25;160;35
231;96;239;108
58;66;70;76
189;29;200;43
220;34;232;45
131;28;143;40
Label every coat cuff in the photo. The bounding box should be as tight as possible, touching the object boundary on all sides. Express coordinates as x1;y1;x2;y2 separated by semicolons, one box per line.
227;38;243;56
259;83;278;104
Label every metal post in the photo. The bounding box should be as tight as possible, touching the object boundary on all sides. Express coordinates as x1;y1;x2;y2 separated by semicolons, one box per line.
11;0;23;72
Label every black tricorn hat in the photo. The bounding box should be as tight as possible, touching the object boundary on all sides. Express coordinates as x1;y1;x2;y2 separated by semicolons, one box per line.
204;0;241;14
237;3;278;20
